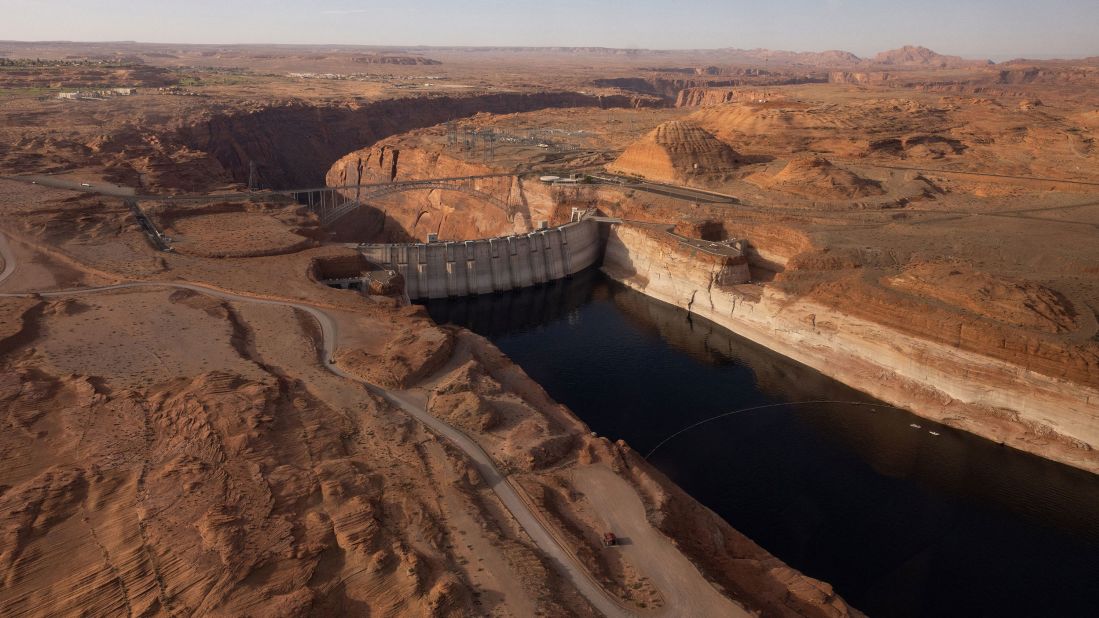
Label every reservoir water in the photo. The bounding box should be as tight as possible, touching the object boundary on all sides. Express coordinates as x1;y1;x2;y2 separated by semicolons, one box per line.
421;269;1099;618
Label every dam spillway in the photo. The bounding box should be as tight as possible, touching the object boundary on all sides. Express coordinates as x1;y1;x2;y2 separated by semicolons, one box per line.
359;217;602;300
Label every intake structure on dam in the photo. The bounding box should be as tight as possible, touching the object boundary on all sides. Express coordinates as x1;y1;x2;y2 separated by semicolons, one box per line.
359;216;602;300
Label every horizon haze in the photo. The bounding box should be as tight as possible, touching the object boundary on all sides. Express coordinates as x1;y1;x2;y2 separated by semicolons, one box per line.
1;0;1097;60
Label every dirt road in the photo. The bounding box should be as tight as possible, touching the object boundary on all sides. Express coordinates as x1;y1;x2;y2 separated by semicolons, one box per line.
0;231;15;286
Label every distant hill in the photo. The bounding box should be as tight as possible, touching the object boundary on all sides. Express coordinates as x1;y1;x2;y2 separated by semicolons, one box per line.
352;53;441;66
872;45;990;67
422;45;996;70
710;48;863;67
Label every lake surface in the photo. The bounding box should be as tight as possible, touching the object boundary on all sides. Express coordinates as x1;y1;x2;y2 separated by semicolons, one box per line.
421;269;1099;618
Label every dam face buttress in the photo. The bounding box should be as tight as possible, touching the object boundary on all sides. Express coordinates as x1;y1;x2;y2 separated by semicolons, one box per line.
359;217;603;299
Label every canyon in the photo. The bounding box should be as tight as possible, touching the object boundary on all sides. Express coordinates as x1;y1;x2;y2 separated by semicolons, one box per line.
314;76;1099;477
1;40;1098;618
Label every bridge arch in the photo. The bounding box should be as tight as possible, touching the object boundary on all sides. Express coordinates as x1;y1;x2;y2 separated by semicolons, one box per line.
320;178;515;226
361;182;510;213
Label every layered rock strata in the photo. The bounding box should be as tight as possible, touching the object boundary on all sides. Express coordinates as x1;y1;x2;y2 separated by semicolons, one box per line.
606;121;742;186
603;223;1099;474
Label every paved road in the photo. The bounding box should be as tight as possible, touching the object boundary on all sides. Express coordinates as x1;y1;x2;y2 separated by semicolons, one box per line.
593;174;739;204
0;230;634;617
3;174;137;197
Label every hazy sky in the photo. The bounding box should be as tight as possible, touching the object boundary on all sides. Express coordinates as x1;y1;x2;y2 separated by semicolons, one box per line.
2;0;1096;59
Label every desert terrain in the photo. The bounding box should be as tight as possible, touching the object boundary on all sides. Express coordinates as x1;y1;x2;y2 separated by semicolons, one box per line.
1;40;1098;617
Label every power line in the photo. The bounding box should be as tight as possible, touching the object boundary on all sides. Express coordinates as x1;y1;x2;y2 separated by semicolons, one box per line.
644;400;914;460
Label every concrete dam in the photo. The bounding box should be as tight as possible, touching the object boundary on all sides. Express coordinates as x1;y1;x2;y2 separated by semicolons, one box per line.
359;217;602;300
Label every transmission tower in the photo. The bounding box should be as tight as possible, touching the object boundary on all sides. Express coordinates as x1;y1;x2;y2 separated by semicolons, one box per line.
446;121;458;148
482;130;495;161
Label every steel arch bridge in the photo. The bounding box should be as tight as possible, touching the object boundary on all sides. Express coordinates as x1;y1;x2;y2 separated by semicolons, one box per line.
306;177;514;226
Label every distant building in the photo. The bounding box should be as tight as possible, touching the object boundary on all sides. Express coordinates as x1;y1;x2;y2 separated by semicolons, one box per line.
57;88;136;100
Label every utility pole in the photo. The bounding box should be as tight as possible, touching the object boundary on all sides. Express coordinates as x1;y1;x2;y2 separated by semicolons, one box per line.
354;158;363;207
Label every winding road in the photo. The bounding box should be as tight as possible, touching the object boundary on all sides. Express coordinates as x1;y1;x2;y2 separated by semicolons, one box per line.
0;230;640;617
0;231;15;287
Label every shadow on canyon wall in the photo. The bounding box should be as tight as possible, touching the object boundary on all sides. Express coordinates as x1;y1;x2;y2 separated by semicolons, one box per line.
318;202;419;244
421;267;604;336
180;92;659;190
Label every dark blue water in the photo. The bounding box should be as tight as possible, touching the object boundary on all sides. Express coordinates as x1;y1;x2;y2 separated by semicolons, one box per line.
422;269;1099;618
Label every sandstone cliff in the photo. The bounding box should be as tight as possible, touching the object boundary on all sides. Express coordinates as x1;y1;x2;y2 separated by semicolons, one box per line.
324;143;526;242
675;87;788;107
602;223;1099;475
591;76;742;100
828;71;895;85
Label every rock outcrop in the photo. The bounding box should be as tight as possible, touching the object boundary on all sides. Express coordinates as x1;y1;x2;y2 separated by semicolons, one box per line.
885;263;1079;334
602;225;751;296
675;87;787;107
748;156;885;200
607;121;742;185
337;324;455;389
828;71;895;85
429;333;584;472
591;76;741;100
